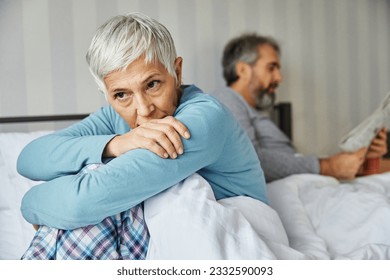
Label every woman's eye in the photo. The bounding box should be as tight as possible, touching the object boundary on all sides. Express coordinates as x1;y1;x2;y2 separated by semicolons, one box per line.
147;80;159;89
115;92;125;99
114;92;131;102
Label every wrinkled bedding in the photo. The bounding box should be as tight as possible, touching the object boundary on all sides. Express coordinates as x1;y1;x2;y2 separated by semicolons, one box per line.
145;173;390;260
267;173;390;259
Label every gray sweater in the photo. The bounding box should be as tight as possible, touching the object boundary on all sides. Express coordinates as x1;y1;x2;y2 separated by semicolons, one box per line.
211;87;320;182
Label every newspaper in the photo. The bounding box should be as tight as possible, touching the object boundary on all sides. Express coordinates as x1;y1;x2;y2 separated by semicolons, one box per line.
339;91;390;152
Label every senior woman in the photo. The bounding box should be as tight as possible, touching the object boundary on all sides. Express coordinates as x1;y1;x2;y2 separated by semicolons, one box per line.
17;13;267;259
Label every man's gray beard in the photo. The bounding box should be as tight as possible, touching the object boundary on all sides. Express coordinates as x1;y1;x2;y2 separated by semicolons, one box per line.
256;90;275;111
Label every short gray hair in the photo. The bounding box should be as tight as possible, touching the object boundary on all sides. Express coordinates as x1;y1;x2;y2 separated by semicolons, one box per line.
86;13;178;94
222;33;280;86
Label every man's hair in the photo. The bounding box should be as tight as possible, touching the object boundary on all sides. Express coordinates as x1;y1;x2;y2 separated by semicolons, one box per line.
222;33;280;86
86;12;178;94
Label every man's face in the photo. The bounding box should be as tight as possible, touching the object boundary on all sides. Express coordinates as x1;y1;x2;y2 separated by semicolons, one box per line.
248;44;282;109
104;57;182;129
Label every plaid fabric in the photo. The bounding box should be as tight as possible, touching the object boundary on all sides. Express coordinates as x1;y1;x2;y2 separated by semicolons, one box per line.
21;204;149;260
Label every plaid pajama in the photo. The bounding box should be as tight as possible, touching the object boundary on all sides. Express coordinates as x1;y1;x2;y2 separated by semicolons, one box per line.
21;204;149;260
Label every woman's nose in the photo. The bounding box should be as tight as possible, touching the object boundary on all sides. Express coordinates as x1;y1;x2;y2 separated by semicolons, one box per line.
135;94;154;117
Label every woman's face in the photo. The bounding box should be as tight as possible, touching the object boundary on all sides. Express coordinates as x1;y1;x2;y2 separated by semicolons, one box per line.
104;56;183;128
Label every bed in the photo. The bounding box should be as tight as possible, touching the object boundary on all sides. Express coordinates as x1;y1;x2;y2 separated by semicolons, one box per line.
1;109;390;260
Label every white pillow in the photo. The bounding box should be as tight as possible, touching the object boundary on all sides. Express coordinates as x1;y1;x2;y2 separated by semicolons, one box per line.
0;131;51;259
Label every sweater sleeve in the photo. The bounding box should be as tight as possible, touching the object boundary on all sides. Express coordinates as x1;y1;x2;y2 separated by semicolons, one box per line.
250;112;320;182
17;107;119;181
250;113;320;182
257;148;320;182
20;98;229;229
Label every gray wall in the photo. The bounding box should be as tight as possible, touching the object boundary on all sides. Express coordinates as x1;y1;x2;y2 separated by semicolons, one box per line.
1;0;389;156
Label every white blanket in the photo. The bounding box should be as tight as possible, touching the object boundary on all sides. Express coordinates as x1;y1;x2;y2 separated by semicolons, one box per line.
268;173;390;259
145;173;390;260
144;173;304;259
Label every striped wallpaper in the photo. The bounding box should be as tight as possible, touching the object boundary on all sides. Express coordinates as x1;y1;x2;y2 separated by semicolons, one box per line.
0;0;389;156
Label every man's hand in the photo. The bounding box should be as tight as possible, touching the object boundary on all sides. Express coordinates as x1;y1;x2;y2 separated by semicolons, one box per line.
366;127;387;159
104;116;190;159
319;147;367;180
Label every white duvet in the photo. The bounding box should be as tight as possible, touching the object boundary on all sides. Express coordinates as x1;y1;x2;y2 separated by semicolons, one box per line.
145;173;390;260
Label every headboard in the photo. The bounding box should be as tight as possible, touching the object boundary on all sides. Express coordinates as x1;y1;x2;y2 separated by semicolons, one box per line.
0;114;89;124
0;114;90;133
273;102;292;140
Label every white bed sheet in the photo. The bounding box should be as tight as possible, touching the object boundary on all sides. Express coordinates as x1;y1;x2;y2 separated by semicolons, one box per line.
145;173;390;260
267;173;390;259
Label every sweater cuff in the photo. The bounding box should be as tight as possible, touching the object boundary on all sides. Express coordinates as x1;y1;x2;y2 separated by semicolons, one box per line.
86;134;117;164
306;155;321;174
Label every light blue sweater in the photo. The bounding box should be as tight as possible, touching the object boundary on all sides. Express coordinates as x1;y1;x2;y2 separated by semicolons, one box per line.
18;85;267;229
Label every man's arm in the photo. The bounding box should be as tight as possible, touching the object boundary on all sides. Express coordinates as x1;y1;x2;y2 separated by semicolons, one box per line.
256;148;320;182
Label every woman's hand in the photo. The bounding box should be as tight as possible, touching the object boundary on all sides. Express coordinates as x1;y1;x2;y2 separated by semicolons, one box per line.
104;116;190;159
366;127;387;159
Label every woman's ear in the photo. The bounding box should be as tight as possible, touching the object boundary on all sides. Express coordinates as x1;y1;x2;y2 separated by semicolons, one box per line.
174;57;183;86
